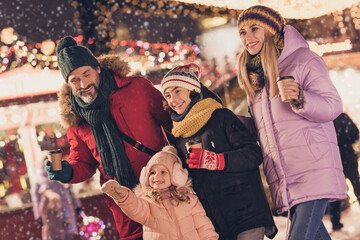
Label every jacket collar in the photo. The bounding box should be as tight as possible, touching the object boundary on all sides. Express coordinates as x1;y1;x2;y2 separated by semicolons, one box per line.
58;55;131;128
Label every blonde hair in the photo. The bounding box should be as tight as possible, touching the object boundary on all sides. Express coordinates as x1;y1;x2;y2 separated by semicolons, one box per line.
147;185;190;205
237;30;281;102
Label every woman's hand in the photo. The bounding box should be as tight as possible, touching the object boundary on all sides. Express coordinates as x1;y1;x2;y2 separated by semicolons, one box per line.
281;81;300;100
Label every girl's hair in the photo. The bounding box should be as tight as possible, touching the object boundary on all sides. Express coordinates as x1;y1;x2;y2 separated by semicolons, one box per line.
237;30;281;102
147;185;190;205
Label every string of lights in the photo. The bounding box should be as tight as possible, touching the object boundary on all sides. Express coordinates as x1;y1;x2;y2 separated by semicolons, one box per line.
0;34;201;74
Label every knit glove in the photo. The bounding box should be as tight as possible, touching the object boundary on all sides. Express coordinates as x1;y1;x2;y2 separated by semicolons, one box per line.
290;83;304;109
186;148;225;171
45;159;73;183
102;180;128;203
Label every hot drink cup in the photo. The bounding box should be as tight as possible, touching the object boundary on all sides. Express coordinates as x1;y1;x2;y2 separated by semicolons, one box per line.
277;76;295;102
47;149;63;171
185;140;202;154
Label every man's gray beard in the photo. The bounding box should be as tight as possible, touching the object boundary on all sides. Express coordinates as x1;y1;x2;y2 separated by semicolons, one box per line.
80;92;98;103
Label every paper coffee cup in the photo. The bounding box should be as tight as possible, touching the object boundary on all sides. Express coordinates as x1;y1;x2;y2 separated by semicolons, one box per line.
185;140;202;153
277;76;295;102
47;149;63;171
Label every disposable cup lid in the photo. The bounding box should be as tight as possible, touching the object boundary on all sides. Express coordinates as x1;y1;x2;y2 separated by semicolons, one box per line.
276;76;294;82
48;149;62;154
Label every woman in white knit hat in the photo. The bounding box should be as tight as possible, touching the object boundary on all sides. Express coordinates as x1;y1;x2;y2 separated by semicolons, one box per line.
160;63;277;240
101;145;218;240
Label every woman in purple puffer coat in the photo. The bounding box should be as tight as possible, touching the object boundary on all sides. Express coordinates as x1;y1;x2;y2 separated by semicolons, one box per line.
236;5;347;240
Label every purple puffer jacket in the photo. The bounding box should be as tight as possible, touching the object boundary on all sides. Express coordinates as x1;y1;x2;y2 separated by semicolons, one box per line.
250;25;347;214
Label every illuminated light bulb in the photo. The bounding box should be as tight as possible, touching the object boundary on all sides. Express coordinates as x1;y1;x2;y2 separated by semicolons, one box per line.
1;27;15;45
40;40;56;55
20;175;28;190
4;180;9;188
0;184;5;198
143;42;150;49
205;79;212;87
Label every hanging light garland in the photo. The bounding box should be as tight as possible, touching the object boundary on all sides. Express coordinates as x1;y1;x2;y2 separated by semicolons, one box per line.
0;40;58;73
333;2;360;35
0;37;200;74
115;0;239;20
175;0;360;19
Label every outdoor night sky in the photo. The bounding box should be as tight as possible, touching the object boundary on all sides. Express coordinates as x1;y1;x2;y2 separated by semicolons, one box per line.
0;0;77;43
0;0;200;45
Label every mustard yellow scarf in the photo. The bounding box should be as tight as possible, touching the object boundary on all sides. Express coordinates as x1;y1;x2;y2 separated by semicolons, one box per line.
172;98;222;138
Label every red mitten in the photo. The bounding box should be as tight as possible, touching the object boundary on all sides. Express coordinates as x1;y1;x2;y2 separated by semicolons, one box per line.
186;148;225;171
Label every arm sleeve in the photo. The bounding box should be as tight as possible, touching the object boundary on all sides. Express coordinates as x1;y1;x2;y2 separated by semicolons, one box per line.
115;188;151;225
191;195;219;240
66;127;98;183
292;57;342;122
222;110;263;173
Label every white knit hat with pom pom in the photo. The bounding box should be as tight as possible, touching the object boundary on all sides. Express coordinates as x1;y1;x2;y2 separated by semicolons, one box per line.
139;145;188;188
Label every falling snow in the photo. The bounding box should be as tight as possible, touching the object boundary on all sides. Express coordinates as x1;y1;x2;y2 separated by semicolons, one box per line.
1;1;360;239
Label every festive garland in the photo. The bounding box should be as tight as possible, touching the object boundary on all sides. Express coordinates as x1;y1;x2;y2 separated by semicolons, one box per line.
0;37;200;74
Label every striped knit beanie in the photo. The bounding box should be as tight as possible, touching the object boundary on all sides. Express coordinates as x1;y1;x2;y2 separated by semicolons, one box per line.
161;63;201;95
237;5;285;35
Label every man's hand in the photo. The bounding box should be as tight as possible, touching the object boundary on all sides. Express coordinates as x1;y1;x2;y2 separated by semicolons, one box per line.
186;148;225;171
45;159;73;183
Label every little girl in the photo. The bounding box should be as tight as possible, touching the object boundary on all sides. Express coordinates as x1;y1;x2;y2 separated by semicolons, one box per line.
101;145;218;240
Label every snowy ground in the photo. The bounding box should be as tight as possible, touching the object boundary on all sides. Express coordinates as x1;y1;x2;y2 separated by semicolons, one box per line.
272;202;360;240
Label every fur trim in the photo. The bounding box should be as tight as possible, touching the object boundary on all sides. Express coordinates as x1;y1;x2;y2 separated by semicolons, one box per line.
58;54;131;127
97;54;131;76
58;84;78;128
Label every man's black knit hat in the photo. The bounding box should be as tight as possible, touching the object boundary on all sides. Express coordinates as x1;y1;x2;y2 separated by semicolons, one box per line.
56;36;99;82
